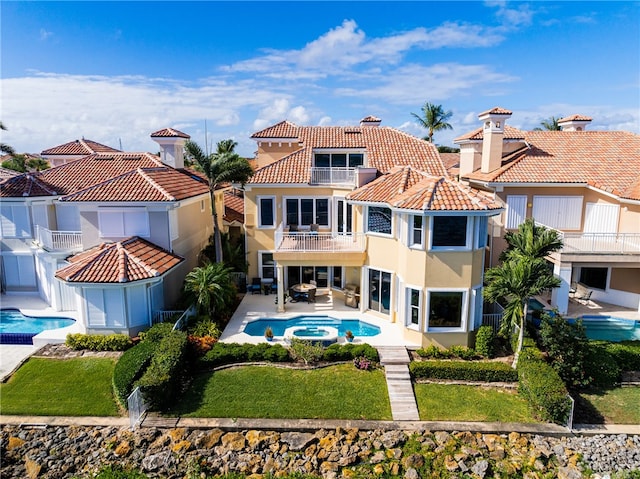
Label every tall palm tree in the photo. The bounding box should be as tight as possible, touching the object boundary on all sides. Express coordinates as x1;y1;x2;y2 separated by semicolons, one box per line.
1;121;16;156
484;258;561;368
184;139;253;263
411;102;453;143
183;262;236;318
533;116;562;131
500;217;564;262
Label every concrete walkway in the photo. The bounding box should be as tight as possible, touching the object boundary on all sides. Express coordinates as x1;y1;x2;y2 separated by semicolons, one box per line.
377;346;420;421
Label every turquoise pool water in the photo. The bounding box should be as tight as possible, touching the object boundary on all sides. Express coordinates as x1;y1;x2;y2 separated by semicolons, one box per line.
0;309;75;344
579;316;640;342
243;316;381;338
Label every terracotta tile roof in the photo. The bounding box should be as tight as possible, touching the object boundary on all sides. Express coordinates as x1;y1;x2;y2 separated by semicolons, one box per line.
60;167;209;202
559;114;592;122
250;122;445;184
454;125;525;142
347;166;502;212
55;236;183;284
0;166;20;181
41;139;120;156
464;131;640;201
361;115;381;123
251;120;300;139
479;107;513;116
150;128;190;138
439;153;460;177
223;190;244;223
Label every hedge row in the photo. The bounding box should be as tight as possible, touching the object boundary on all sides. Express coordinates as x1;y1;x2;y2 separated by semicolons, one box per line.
517;342;571;425
112;339;157;407
322;343;379;362
137;330;189;410
66;333;132;351
199;342;291;368
603;341;640;372
409;360;517;383
415;345;479;361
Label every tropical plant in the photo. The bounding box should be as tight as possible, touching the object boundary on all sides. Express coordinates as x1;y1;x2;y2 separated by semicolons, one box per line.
0;121;16;156
533;116;562;131
184;139;253;262
2;154;50;173
500;217;564;262
183;262;236;318
411;102;453;143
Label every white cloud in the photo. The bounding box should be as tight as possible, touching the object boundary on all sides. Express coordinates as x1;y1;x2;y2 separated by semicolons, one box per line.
39;28;53;40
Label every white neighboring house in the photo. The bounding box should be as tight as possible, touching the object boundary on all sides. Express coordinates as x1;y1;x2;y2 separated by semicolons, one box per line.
0;128;212;336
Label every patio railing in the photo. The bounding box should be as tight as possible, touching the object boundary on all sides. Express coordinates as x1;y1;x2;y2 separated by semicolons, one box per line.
310;167;356;185
534;223;640;254
274;223;365;253
35;225;83;252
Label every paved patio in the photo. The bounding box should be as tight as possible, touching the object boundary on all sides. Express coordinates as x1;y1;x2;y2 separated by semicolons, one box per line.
220;289;417;347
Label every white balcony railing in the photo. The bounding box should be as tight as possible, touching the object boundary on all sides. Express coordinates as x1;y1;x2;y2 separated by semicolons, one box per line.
35;225;83;252
560;232;640;254
274;223;365;253
310;167;356;185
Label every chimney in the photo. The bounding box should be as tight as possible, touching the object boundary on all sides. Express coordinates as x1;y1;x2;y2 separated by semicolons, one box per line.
360;115;381;127
478;107;512;173
150;128;190;169
558;114;592;131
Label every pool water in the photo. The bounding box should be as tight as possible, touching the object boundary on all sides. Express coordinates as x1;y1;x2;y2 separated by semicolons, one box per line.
0;309;76;344
579;316;640;342
243;316;381;338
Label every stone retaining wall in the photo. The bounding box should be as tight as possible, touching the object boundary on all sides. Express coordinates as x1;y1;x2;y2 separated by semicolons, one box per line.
2;425;639;478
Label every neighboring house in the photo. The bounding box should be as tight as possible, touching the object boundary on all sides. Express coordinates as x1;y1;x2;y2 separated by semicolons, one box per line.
41;138;121;167
0;128;212;336
245;116;503;348
456;108;640;314
223;188;245;243
0;166;20;182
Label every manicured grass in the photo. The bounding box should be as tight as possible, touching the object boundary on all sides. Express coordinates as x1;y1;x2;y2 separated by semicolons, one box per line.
0;358;120;416
414;383;539;422
575;387;640;424
170;364;392;420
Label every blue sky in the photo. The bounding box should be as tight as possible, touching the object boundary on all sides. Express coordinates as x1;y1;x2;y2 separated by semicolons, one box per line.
2;1;639;157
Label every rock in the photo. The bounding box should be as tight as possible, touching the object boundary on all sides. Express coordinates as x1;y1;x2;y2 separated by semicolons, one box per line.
402;453;424;469
221;432;246;452
404;467;419;479
24;456;41;479
434;431;451;445
370;450;386;463
471;459;489;478
558;465;584;479
142;451;173;471
280;432;315;451
381;430;406;449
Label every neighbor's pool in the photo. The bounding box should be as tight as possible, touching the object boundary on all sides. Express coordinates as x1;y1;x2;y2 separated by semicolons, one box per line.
0;308;76;345
578;316;640;342
243;316;381;338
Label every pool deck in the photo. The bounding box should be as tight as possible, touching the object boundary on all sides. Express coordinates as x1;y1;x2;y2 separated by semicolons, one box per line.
533;294;640;321
220;289;417;347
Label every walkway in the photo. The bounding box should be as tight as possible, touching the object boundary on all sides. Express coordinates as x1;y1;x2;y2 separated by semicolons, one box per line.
377;346;420;421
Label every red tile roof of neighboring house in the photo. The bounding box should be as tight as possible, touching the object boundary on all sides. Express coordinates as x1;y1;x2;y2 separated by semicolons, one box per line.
347;166;502;212
61;167;209;202
0;152;207;202
223;190;244;224
150;128;190;138
0;166;20;181
463;130;640;201
559;114;592;122
41;139;120;156
454;125;526;142
439;153;460;177
55;236;183;284
249;121;445;184
479;107;513;116
361;115;381;123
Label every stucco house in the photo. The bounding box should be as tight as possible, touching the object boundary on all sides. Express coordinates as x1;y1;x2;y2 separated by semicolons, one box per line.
244;116;503;348
0;128;212;335
455;108;640;314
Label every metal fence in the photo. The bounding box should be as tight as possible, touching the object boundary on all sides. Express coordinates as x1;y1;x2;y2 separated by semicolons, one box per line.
172;304;197;331
127;386;148;429
565;394;575;431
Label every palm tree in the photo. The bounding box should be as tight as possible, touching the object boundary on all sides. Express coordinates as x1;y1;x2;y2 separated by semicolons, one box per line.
1;121;16;156
500;217;564;262
484;258;561;368
184;139;253;263
411;102;453;143
183;262;236;318
533;116;562;131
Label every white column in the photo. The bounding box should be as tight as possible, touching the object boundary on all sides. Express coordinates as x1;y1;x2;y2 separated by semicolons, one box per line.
551;263;572;315
276;264;285;313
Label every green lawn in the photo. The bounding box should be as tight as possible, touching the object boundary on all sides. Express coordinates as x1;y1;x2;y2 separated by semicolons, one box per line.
0;357;120;416
170;364;392;420
575;387;640;424
414;383;538;422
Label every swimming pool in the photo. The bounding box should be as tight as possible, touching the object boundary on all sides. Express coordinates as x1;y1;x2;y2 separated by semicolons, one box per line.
0;309;76;345
579;316;640;342
243;316;381;338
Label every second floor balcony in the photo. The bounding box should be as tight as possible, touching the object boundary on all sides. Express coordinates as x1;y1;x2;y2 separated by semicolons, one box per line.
560;232;640;255
35;225;83;252
310;167;356;186
274;223;366;254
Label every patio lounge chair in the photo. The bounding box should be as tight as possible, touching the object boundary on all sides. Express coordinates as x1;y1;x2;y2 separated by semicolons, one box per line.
249;277;262;295
305;288;316;303
572;282;593;304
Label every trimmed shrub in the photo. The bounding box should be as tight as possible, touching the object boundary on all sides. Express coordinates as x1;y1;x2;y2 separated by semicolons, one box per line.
448;345;479;360
584;343;621;388
517;343;571;424
137;330;189;410
112;339;158;408
540;315;591;388
199;342;291;368
138;322;174;343
322;343;379;362
604;341;640;372
66;333;132;351
475;325;496;358
409;360;518;382
416;345;452;359
289;338;324;365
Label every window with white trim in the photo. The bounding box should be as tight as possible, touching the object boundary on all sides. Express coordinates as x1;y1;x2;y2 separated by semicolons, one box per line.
430;215;469;249
285;197;329;227
98;208;149;238
506;195;527;229
0;204;31;238
259;252;276;280
475;216;488;249
409;215;424;248
426;290;467;331
314;152;364;168
406;287;422;329
258;196;276;228
367;206;392;235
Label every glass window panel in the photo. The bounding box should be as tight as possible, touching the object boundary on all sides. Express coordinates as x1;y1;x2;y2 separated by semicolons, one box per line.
316;199;329;225
381;272;391;314
286;199;298;226
432;216;467;247
368;207;392;234
287;266;301;288
316;266;328;288
412;216;423;246
579;267;607;290
261;253;275;279
332;153;347;167
301;199;314;225
349;153;364;167
369;269;381;312
429;292;463;328
259;198;274;227
332;267;343;288
315;153;330;168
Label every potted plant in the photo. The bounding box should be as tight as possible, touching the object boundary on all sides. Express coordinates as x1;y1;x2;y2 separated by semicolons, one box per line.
345;330;354;343
264;326;274;341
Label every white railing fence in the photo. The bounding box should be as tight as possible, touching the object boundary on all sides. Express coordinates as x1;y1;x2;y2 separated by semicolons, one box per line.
565;394;575;431
152;310;184;325
482;302;505;333
274;223;365;252
562;232;640;254
35;225;83;251
127;386;148;429
310;167;356;185
172;304;197;331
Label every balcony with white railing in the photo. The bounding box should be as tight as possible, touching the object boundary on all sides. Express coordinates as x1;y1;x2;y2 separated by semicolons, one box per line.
310;167;356;186
35;225;83;252
274;223;366;254
560;232;640;254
